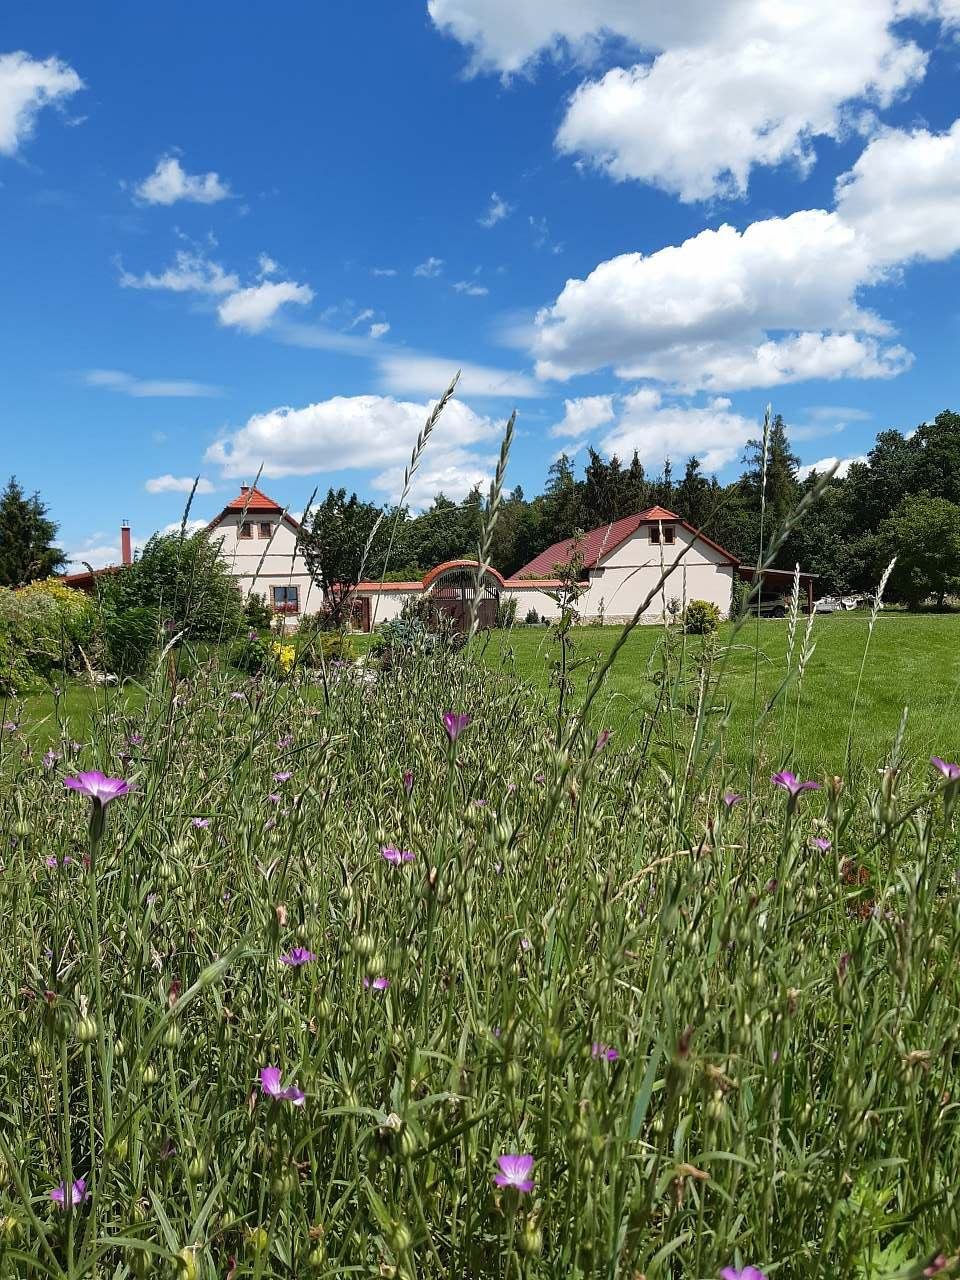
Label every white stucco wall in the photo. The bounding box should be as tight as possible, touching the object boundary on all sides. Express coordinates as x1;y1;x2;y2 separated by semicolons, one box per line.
211;513;324;620
501;587;563;621
578;525;734;621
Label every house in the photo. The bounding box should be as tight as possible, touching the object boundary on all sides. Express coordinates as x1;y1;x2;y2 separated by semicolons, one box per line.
64;488;812;628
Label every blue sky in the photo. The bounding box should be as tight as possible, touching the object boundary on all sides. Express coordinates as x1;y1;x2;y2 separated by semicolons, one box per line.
2;2;960;566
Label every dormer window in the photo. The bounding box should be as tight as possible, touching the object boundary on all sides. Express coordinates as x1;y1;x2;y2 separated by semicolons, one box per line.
259;521;274;539
239;521;253;539
649;524;675;545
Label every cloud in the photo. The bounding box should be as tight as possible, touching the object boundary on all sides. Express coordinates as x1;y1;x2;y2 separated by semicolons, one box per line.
797;454;869;480
376;353;543;399
119;248;240;295
0;51;83;156
83;369;223;398
599;390;758;472
371;266;398;277
205;393;500;504
430;2;948;202
453;280;490;296
550;394;616;438
529;118;960;392
479;191;512;227
134;154;231;205
145;475;215;494
369;321;391;339
529;215;563;254
414;256;444;277
834;117;960;266
217;279;314;332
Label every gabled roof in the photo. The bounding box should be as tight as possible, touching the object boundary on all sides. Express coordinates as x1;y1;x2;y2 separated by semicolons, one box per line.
513;506;738;579
206;485;301;533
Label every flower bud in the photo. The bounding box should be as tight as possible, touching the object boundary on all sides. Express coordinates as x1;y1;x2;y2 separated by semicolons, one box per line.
141;1063;158;1086
76;1014;98;1045
519;1221;543;1257
271;1167;297;1197
503;1060;522;1089
388;1222;413;1254
175;1247;198;1280
247;1227;269;1254
188;1153;207;1181
316;995;334;1021
162;1022;181;1049
352;932;376;959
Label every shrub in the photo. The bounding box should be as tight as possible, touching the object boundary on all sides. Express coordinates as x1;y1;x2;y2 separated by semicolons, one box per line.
0;580;94;686
98;605;158;678
229;630;270;675
524;607;540;625
99;530;244;640
496;596;518;629
683;598;722;635
243;592;275;631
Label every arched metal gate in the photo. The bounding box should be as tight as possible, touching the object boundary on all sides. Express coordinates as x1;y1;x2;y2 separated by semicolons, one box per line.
426;565;500;632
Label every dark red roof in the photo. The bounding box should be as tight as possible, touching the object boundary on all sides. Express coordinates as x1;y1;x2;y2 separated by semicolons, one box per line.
514;507;738;578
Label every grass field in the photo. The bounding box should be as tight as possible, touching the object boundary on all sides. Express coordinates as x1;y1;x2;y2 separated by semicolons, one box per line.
479;611;960;777
9;612;960;781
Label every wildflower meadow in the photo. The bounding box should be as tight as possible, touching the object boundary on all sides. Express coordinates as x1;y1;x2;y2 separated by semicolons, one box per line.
2;584;960;1279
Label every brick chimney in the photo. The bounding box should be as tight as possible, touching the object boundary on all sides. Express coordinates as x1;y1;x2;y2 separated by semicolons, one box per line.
121;520;132;566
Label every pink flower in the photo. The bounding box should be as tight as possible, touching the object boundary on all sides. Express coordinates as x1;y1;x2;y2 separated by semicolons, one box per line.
381;846;415;865
402;769;414;797
810;836;832;852
273;771;293;783
45;854;73;870
721;1269;766;1280
771;770;820;798
191;817;210;829
259;1066;305;1106
442;712;471;743
50;1178;89;1208
591;1041;619;1062
363;976;390;991
723;791;742;808
594;729;611;753
493;1153;535;1193
64;771;132;807
280;947;316;967
932;756;960;782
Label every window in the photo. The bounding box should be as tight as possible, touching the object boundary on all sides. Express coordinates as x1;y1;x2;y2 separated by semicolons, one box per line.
258;521;274;539
271;585;300;615
239;521;253;539
649;524;676;545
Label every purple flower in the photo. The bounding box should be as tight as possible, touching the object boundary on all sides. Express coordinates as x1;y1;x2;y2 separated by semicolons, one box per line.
45;854;73;870
64;771;132;807
229;691;245;701
723;791;742;808
771;770;820;798
381;845;415;865
403;769;414;797
191;817;210;829
128;733;144;747
273;771;292;783
363;976;390;991
534;772;545;785
519;937;532;953
932;756;960;782
493;1153;535;1193
266;793;282;804
42;749;60;771
591;1042;619;1062
277;734;294;748
721;1269;767;1280
50;1178;89;1208
811;836;832;852
595;729;611;753
259;1066;305;1106
280;946;316;967
2;720;18;733
442;712;472;743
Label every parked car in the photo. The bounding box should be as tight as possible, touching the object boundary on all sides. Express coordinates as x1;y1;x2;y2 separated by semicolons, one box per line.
814;595;861;613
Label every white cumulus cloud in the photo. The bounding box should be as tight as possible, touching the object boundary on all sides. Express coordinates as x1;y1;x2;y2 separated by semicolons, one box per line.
414;256;444;277
217;280;314;333
145;475;215;495
0;51;83;156
119;248;240;296
453;280;490;296
797;454;870;480
134;154;231;205
550;394;616;438
528;117;960;393
599;390;758;473
205;393;501;505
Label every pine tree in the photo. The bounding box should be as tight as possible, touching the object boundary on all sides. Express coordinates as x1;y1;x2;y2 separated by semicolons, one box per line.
0;476;65;586
741;414;801;561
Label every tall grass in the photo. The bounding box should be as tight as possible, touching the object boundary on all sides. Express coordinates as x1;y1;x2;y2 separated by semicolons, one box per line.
2;406;959;1279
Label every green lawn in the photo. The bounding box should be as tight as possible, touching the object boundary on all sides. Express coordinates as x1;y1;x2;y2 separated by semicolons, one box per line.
11;611;960;778
479;611;960;776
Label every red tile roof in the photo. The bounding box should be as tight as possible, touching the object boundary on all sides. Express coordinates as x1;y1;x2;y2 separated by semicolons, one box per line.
513;507;738;578
206;485;301;533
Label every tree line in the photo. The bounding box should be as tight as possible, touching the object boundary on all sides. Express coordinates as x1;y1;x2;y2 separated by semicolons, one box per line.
3;407;960;609
298;409;960;610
